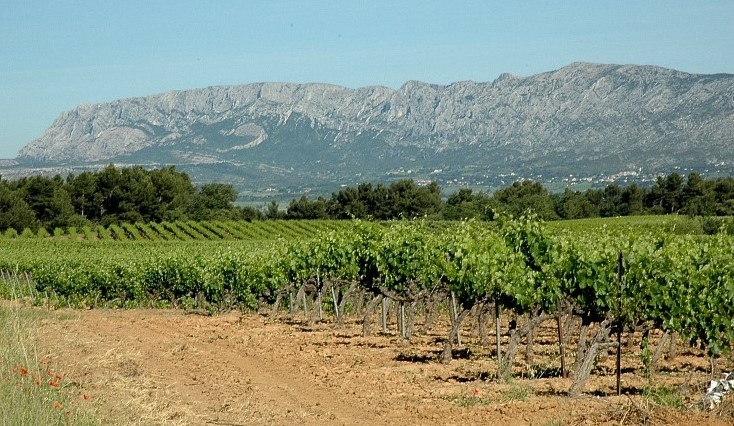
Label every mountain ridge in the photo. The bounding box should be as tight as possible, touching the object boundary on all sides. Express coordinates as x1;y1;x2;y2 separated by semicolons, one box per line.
10;62;734;195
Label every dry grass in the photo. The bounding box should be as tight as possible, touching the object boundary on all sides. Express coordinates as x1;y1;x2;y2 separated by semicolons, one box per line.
46;334;199;425
0;300;97;425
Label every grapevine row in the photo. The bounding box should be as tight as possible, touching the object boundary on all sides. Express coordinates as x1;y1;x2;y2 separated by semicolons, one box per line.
0;220;350;241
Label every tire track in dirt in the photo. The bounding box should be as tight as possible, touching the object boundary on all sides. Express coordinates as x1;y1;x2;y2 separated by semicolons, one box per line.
138;312;380;425
42;310;382;425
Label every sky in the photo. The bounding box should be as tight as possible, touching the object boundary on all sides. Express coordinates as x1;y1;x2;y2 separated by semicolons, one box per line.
1;0;733;159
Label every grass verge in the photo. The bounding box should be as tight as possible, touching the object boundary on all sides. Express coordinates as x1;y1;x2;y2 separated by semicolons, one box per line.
0;301;98;425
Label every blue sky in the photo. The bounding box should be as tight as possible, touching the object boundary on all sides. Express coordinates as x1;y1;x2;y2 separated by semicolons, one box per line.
1;0;733;159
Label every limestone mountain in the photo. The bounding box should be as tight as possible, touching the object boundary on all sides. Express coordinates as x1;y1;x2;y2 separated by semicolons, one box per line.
13;62;734;194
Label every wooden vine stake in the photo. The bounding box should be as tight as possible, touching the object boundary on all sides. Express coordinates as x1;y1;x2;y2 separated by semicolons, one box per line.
381;297;389;333
399;302;406;339
557;313;567;378
316;270;323;321
300;286;308;317
495;298;502;365
616;250;624;396
450;291;461;345
330;285;339;321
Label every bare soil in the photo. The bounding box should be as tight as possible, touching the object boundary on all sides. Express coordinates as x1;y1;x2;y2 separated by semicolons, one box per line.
35;308;734;425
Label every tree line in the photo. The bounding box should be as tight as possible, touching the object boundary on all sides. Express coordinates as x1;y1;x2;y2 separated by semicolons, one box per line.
282;172;734;221
0;165;262;232
1;164;732;232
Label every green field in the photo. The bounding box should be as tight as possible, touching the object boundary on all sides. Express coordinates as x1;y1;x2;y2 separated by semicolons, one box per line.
547;214;733;234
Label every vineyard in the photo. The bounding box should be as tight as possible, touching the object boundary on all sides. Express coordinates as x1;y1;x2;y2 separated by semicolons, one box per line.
1;216;734;407
0;219;352;242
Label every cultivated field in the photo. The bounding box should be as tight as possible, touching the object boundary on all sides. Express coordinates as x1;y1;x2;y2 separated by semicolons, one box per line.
1;216;733;425
29;306;734;425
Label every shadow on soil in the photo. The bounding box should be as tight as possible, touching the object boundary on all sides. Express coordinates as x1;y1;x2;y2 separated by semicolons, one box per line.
394;347;474;363
439;371;495;383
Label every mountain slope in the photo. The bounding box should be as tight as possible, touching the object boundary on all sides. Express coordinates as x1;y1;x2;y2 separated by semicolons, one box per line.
15;63;734;192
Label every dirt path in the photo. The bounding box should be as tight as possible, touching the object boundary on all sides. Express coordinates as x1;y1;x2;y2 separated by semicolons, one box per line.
36;308;733;425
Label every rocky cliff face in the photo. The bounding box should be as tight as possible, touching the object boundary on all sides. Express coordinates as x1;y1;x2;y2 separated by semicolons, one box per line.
16;63;734;190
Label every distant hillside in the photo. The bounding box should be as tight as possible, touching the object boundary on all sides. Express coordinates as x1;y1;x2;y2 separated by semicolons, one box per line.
9;62;734;196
